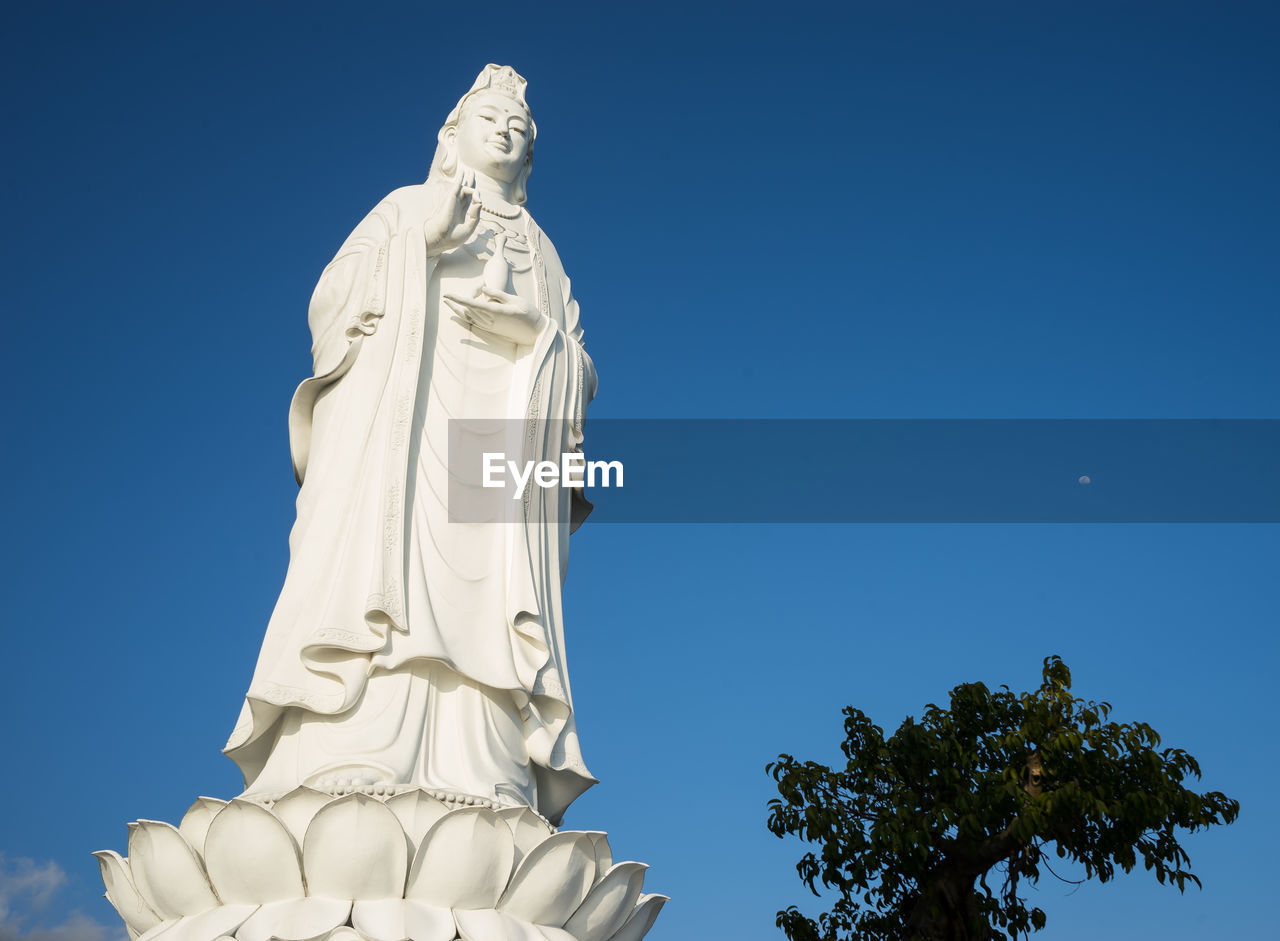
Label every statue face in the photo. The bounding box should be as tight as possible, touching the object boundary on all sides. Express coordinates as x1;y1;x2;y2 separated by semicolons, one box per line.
455;92;532;184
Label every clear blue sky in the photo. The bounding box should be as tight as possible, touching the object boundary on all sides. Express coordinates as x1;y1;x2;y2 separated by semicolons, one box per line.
1;2;1276;939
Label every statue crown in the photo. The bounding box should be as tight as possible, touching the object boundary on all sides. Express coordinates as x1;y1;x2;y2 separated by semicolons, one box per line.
458;64;529;115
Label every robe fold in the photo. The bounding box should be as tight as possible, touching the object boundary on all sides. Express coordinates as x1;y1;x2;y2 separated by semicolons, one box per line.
224;180;597;824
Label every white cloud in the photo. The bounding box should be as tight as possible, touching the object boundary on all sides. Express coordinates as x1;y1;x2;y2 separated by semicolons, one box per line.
0;854;124;941
0;913;119;941
0;854;64;921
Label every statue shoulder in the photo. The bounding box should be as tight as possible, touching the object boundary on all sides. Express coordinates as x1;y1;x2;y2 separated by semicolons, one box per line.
351;183;440;235
329;182;446;259
376;181;450;225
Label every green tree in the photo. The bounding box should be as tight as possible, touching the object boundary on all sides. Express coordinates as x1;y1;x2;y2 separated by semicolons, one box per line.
766;656;1238;941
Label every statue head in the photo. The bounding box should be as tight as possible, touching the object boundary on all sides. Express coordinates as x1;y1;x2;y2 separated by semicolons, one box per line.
430;64;536;204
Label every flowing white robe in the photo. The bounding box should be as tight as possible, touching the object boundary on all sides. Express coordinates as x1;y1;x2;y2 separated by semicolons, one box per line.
224;180;597;824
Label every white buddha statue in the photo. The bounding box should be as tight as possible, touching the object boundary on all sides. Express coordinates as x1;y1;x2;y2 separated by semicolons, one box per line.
224;65;598;825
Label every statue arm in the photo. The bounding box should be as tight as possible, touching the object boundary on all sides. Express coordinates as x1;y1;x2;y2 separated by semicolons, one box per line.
538;231;598;416
525;226;596;530
560;278;597;532
288;192;408;485
306;196;400;378
563;288;597;431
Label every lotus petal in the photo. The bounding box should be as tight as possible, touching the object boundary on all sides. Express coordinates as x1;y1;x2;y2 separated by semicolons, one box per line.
135;904;257;941
564;862;648;941
454;908;541;941
233;898;352;941
204;799;304;902
405;807;514;909
270;787;333;847
177;798;228;858
585;832;612;876
385;790;449;853
352;899;454;941
497;831;596;927
303;793;408;900
323;930;365;941
496;807;553;868
604;894;668;941
537;928;576;941
128;820;219;918
135;920;177;941
94;850;162;935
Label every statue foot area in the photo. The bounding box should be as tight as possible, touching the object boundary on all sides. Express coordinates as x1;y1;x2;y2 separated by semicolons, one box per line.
306;767;398;795
94;785;666;941
245;779;545;820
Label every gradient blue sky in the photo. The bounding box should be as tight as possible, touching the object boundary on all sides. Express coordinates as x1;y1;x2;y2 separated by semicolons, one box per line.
1;2;1276;939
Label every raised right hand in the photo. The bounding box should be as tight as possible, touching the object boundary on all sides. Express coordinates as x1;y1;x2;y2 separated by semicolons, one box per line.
424;168;481;256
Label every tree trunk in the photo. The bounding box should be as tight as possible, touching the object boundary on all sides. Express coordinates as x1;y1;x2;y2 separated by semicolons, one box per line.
904;864;1001;941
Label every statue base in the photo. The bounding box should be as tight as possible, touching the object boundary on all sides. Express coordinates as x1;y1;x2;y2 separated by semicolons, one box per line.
95;787;665;941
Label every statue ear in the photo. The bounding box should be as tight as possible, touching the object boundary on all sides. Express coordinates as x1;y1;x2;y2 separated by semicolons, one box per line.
438;125;458;176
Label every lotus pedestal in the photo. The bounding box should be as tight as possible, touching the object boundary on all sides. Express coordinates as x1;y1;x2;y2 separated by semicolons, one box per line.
95;788;665;941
